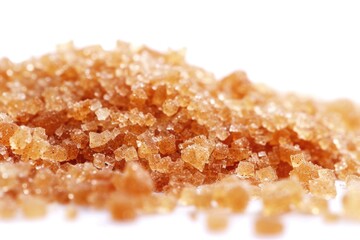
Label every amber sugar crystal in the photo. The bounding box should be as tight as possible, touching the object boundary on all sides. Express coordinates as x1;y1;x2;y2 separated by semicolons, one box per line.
1;41;360;234
255;216;284;236
206;209;229;232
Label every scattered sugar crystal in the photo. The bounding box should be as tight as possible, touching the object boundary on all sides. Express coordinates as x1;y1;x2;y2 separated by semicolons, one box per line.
20;196;47;218
112;163;153;196
65;205;78;220
137;139;158;159
213;181;249;212
90;100;102;111
0;197;17;219
193;187;213;209
95;108;110;121
255;216;283;236
236;161;255;179
256;166;278;182
215;127;230;141
162;99;179;116
179;187;197;206
0;122;18;146
42;145;68;162
144;113;156;126
107;192;137;221
148;154;171;173
89;130;112;148
212;142;229;160
261;179;303;215
258;151;268;160
290;153;305;167
289;160;320;187
81;121;98;131
247;153;261;167
0;113;13;123
10;126;32;150
93;153;106;169
309;178;336;199
181;144;210;172
324;213;340;222
157;134;177;155
206;209;229;232
343;186;360;219
54;125;65;137
345;175;360;188
114;145;139;162
297;196;328;215
141;194;177;214
180;135;214;171
318;169;336;180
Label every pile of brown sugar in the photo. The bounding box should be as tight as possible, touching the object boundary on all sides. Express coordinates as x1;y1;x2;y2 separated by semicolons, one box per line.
1;41;360;234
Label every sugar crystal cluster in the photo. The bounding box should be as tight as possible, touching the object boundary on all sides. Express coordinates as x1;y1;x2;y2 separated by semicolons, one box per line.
1;41;360;234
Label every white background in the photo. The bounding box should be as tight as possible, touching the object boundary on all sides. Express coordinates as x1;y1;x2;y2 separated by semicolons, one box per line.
1;0;360;239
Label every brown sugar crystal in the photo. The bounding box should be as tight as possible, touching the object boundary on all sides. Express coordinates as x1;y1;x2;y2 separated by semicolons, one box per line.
206;209;229;232
0;196;17;219
1;41;360;232
236;161;255;179
65;205;78;220
255;216;284;236
256;166;278;183
296;195;329;215
309;177;336;199
20;195;47;219
343;180;360;219
261;179;303;215
212;177;249;212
